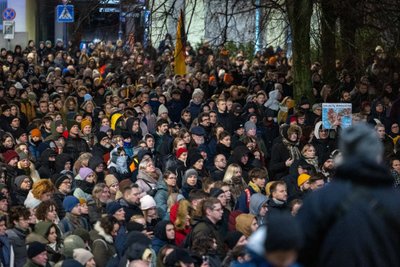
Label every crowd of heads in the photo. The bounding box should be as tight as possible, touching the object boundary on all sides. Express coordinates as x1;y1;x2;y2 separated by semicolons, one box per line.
0;37;398;267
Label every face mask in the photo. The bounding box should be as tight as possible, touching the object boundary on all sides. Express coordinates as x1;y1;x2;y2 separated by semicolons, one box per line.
117;156;127;166
116;156;128;174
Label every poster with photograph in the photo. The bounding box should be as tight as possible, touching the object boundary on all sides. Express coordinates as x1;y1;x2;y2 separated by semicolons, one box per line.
3;21;15;39
322;103;352;129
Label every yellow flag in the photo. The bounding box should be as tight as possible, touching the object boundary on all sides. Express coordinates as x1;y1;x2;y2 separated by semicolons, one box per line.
174;10;186;76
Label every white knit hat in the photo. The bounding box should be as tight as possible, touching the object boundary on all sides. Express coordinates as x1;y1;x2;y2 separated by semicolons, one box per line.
192;88;204;99
73;248;94;265
140;195;156;210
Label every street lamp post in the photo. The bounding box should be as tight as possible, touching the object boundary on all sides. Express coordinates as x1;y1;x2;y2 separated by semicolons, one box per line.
118;0;123;40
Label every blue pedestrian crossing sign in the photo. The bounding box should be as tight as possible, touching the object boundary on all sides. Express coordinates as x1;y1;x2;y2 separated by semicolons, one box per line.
56;5;74;23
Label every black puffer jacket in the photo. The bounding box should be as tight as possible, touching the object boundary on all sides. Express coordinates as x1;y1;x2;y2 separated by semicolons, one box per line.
64;135;90;161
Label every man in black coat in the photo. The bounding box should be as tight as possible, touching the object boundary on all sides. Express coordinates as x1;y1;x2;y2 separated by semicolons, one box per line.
298;123;400;267
64;121;90;161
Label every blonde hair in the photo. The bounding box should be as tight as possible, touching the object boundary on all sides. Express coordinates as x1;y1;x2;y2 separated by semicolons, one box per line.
174;199;192;231
301;144;315;157
223;163;242;184
73;153;93;174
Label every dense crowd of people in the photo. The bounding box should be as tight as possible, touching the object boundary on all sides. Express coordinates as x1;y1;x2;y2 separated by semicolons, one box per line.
0;36;398;267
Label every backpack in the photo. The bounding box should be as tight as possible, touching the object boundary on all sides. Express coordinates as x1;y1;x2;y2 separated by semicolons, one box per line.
93;239;120;267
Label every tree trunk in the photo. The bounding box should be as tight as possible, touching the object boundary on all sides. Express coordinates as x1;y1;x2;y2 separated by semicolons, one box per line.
320;0;337;85
286;0;314;102
338;0;358;74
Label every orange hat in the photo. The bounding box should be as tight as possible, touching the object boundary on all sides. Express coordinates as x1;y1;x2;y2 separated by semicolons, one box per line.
30;128;41;138
80;118;91;130
209;75;216;84
268;56;277;65
79;198;87;205
297;174;311;187
224;73;234;85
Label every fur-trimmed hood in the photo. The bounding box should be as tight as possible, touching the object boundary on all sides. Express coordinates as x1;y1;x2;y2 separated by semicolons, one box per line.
280;124;302;141
93;221;114;243
169;199;192;230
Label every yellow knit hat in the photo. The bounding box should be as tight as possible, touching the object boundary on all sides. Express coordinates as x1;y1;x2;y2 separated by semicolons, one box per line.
80;118;91;130
297;174;311;187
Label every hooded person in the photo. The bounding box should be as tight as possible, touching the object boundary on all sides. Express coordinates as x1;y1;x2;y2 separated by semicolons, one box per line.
228;146;253;181
311;121;337;165
44;120;65;142
249;193;269;226
264;89;281;115
89;216;118;267
269;124;302;180
235;213;258;238
25;221;63;264
37;148;58;179
91;128;112;164
169;199;192;246
181;168;201;199
151;220;175;254
107;147;131;181
54;153;74;174
11;175;32;206
298;123;400;267
125;117;143;147
88;156;106;183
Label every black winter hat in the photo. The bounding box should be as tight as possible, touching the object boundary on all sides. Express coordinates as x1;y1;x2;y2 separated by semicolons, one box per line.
187;149;203;167
96;131;108;142
27;241;47;258
52;174;70;189
209;188;224;198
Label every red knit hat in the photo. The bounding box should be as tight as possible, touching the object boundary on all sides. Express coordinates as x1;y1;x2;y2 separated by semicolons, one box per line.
176;147;188;159
2;150;19;164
